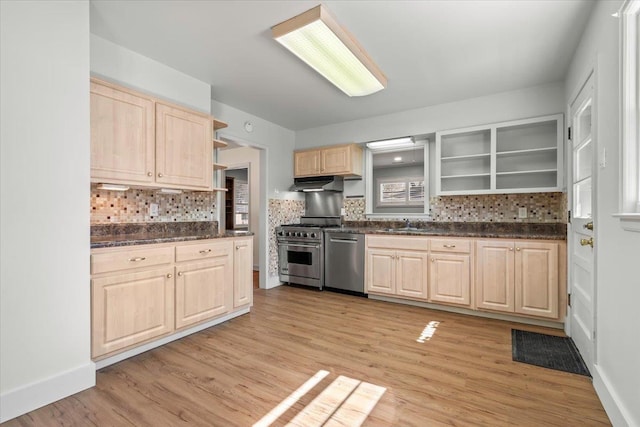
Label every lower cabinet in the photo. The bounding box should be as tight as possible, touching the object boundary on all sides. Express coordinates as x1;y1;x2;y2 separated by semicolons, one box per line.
366;236;429;300
429;253;471;306
91;237;252;359
92;266;175;357
476;239;560;319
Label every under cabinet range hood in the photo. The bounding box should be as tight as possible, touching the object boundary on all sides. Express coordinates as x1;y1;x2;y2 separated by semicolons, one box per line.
290;176;344;192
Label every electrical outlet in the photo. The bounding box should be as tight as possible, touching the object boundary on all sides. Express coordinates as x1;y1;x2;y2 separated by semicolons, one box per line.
149;203;159;217
600;147;607;168
518;207;528;219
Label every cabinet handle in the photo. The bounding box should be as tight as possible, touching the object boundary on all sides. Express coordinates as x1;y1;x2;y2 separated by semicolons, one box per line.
443;244;456;248
236;245;246;250
177;272;183;276
166;273;173;278
509;248;513;251
516;247;521;251
158;172;163;178
431;258;435;262
199;249;212;254
129;257;146;262
147;172;152;177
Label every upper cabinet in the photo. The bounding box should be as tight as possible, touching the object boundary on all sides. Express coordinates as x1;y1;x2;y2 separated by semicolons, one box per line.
294;143;363;178
435;114;563;195
90;78;215;191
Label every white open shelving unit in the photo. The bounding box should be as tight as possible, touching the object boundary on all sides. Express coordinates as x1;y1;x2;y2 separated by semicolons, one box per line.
435;114;563;195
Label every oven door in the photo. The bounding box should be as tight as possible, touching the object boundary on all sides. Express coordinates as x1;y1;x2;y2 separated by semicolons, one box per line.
278;242;321;280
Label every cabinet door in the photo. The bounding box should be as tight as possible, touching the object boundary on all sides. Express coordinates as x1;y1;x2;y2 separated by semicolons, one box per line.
476;240;514;312
366;249;396;295
92;267;174;358
396;250;428;300
155;102;212;189
294;150;321;177
175;251;232;329
321;145;351;174
514;241;559;319
90;80;155;184
429;253;471;306
233;238;253;308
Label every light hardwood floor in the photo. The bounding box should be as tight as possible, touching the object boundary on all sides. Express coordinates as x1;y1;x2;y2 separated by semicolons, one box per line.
5;286;610;426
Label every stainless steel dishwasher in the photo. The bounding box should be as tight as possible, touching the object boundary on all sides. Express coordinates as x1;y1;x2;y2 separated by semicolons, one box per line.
324;230;365;294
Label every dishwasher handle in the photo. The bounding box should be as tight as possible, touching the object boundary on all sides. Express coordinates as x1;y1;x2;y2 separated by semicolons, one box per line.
329;237;359;243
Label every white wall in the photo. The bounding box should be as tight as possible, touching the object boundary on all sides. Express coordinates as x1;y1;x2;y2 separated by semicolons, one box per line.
211;100;299;289
0;1;94;422
565;1;639;425
219;147;261;267
91;34;211;113
295;81;565;148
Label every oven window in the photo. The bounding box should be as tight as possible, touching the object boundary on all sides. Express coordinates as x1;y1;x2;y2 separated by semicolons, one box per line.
287;250;313;265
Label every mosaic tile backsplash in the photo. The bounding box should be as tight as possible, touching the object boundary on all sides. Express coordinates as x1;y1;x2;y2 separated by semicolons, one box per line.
268;199;305;277
342;192;566;223
91;185;217;224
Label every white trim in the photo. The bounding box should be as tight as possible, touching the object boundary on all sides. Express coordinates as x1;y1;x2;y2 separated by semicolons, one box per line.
95;308;250;369
0;362;96;423
618;0;640;220
612;213;640;231
592;364;636;427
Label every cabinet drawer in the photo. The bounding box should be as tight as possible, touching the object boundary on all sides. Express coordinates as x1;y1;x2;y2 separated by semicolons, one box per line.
91;246;174;275
366;235;429;251
176;240;232;263
430;239;471;253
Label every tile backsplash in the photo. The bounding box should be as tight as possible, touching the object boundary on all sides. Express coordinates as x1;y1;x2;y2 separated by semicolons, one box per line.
343;192;566;223
268;199;305;277
90;185;217;224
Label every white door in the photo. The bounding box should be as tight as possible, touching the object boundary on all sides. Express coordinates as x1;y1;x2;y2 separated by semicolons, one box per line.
568;74;596;369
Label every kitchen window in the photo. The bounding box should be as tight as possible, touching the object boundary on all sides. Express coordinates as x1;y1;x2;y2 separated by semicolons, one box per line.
616;0;640;231
365;138;430;217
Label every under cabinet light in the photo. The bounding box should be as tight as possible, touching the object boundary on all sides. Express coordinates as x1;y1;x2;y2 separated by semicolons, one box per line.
157;188;183;194
272;5;387;97
97;184;129;191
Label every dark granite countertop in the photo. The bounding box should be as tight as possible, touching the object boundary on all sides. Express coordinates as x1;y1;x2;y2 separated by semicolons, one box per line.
326;221;566;240
90;222;253;249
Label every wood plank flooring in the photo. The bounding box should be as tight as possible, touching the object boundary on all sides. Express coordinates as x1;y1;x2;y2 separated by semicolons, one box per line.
5;286;610;426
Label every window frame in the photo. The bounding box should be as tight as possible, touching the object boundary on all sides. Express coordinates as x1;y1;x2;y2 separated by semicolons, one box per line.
616;0;640;231
365;139;430;218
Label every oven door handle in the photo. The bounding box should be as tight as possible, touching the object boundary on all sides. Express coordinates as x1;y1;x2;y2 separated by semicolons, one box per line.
279;243;320;249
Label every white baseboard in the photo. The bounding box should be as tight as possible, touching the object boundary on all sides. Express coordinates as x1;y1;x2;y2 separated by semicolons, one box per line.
0;361;95;423
266;275;283;289
592;364;635;427
95;307;250;369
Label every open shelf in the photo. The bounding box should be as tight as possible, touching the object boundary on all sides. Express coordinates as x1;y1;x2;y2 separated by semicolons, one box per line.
496;146;557;156
441;152;491;160
213;119;228;131
496;169;557;176
213;138;228;149
442;172;491;179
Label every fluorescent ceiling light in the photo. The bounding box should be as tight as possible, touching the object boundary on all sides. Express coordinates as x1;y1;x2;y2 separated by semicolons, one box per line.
272;5;387;97
367;137;415;150
157;188;183;194
393;156;403;162
97;184;129;191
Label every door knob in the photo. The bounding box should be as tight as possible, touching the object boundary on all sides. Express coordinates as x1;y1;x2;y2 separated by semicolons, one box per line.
584;222;593;230
580;237;594;248
147;171;152;177
166;273;173;278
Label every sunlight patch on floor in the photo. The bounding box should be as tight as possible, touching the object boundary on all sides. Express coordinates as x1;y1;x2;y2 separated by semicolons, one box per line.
253;370;386;427
416;320;441;343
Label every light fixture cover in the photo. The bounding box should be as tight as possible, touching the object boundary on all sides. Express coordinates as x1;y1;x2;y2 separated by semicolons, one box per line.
366;137;415;151
272;5;387;97
97;183;129;191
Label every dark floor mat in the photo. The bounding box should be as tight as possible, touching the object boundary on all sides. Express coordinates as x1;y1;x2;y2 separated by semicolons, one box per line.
512;329;590;377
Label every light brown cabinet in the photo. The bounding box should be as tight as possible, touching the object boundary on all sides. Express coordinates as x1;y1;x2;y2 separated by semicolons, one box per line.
233;238;253;308
91;237;253;360
90;78;214;191
175;241;233;329
92;266;175;357
429;238;472;307
293;144;363;177
476;239;560;319
365;236;429;300
90;80;155;184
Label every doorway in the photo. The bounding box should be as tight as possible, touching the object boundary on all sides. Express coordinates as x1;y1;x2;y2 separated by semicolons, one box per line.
567;72;596;369
224;168;250;231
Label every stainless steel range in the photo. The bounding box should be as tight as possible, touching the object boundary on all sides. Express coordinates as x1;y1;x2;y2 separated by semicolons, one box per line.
276;217;341;290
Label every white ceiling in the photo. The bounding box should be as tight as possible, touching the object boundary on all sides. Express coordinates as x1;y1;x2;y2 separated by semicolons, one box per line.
90;0;594;131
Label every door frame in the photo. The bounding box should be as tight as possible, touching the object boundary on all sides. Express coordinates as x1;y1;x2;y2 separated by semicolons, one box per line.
565;66;598;366
223;163;252;232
